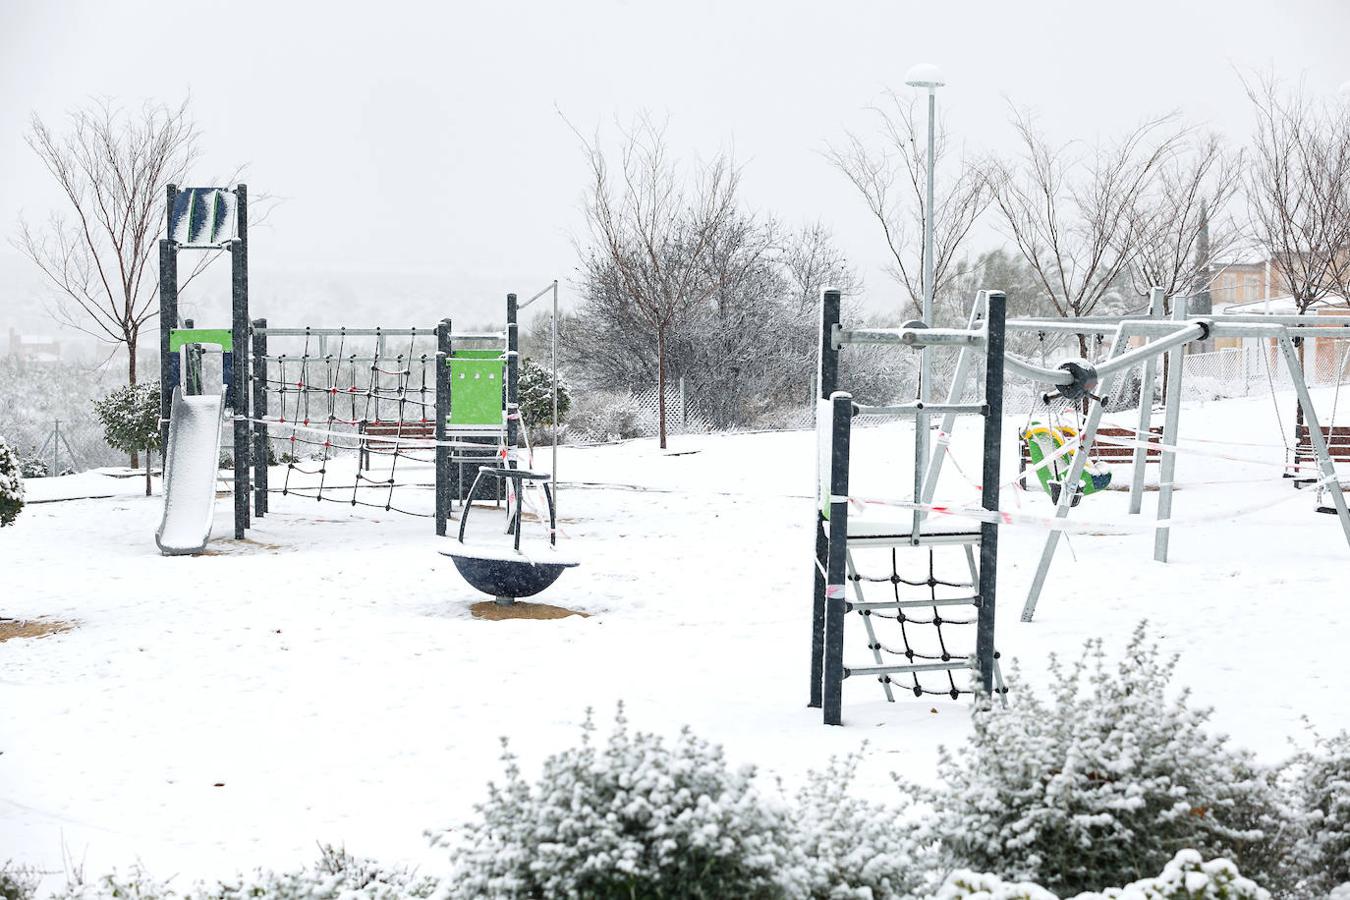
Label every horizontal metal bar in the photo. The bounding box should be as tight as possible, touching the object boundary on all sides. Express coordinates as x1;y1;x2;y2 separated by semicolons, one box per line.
1003;353;1074;385
848;595;979;611
854;401;987;417
846;531;982;547
252;326;443;337
836;325;987;348
845;660;973;678
256;355;439;364
1007;315;1350;336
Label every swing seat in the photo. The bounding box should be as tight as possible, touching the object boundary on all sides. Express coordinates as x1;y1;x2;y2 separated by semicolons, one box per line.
1021;421;1111;502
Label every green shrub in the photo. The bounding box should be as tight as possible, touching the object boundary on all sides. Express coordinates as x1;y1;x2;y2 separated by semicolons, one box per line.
201;845;436;899
93;382;161;496
1287;730;1350;896
0;861;38;900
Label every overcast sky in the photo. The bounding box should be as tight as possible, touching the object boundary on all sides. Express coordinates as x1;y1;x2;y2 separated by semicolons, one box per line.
3;0;1348;341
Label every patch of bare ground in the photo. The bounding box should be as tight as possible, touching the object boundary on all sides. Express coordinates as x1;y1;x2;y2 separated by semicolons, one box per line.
0;618;76;642
469;601;589;621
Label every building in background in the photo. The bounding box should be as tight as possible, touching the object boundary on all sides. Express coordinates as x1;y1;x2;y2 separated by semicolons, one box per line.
7;328;61;364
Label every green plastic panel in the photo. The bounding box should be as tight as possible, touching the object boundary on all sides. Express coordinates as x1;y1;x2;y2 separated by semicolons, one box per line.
170;328;233;352
448;357;505;426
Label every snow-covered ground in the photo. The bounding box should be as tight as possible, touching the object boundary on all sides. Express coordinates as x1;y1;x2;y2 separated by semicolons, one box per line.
3;389;1348;884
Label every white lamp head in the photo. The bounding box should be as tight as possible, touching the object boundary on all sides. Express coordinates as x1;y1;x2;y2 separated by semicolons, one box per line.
905;63;946;89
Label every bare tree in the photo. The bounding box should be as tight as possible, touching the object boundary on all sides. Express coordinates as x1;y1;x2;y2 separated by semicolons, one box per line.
990;109;1187;356
826;90;988;323
576;115;743;448
1244;74;1350;320
14;100;218;395
1126;132;1245;317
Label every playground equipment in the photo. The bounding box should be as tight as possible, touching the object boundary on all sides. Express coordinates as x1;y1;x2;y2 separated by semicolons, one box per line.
440;281;576;606
990;288;1350;621
1020;421;1111;506
442;467;576;604
811;288;1009;726
156;182;549;552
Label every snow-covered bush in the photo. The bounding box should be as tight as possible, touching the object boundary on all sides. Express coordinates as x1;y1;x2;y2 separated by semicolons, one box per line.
201;845;437;899
93;381;161;496
518;357;572;435
50;865;175;899
0;439;24;528
565;390;644;443
0;861;37;900
431;706;798;899
793;749;935;899
938;851;1270;900
922;623;1290;895
1079;849;1271;899
1287;730;1350;896
936;869;1058;900
18;456;47;478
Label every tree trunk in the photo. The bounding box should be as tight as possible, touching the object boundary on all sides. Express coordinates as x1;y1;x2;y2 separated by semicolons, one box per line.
128;336;140;471
145;448;153;497
657;325;668;450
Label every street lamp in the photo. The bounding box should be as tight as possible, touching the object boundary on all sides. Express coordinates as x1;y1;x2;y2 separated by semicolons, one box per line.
905;63;944;533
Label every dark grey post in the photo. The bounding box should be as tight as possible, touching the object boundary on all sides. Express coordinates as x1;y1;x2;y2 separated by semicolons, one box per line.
158;184;179;451
231;184;250;539
822;390;852;726
251;318;268;516
435;318;452;535
976;291;1007;696
810;289;842;709
506;293;519;456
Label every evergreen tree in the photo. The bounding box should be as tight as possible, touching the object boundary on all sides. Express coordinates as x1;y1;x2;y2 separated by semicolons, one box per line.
93;382;162;497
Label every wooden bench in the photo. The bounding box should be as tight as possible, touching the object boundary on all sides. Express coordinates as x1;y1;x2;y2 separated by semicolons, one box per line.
359;420;435;470
1290;424;1350;485
1018;425;1164;490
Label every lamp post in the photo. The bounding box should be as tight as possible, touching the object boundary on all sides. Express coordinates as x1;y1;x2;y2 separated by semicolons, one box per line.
905;63;944;533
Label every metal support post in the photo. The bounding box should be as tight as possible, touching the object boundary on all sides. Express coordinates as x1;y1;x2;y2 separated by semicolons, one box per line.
810;289;842;710
1278;334;1350;546
1129;287;1165;514
435;318;452;535
976;291;1006;695
822;390;852;726
1153;297;1189;562
231;184;250;540
251;318;268;516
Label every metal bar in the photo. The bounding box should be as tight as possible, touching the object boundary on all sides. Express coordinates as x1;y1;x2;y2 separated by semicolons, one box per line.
855;402;986;417
1278;334;1350;546
847;596;980;611
846;660;973;678
1022;322;1133;622
231;184;249;540
1129;288;1165;514
1003;353;1074;386
846;531;982;548
837;325;987;348
506;293;519;459
1092;323;1205;382
550;280;560;521
435;318;452;534
517;280;555;310
250;326;497;339
921;292;986;509
823;390;852;726
254;354;446;365
810;289;842;711
976;291;1005;694
845;552;896;702
1154;297;1189;562
251;317;268;517
158;223;177;452
1005;315;1350;335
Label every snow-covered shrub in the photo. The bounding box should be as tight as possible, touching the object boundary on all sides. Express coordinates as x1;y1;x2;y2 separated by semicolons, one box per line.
431;706;798;899
0;439;24;527
50;865;175;899
93;381;161;495
937;851;1270;900
200;844;437;899
18;456;48;478
565;390;643;443
793;749;935;899
0;861;37;900
1286;730;1350;896
1078;849;1271;900
518;357;572;435
936;869;1058;900
923;623;1290;895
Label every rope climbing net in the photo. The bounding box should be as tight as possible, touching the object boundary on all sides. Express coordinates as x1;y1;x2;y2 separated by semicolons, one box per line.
252;328;442;517
846;545;1006;700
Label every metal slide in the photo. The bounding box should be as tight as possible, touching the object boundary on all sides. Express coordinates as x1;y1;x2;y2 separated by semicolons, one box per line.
155;388;226;555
